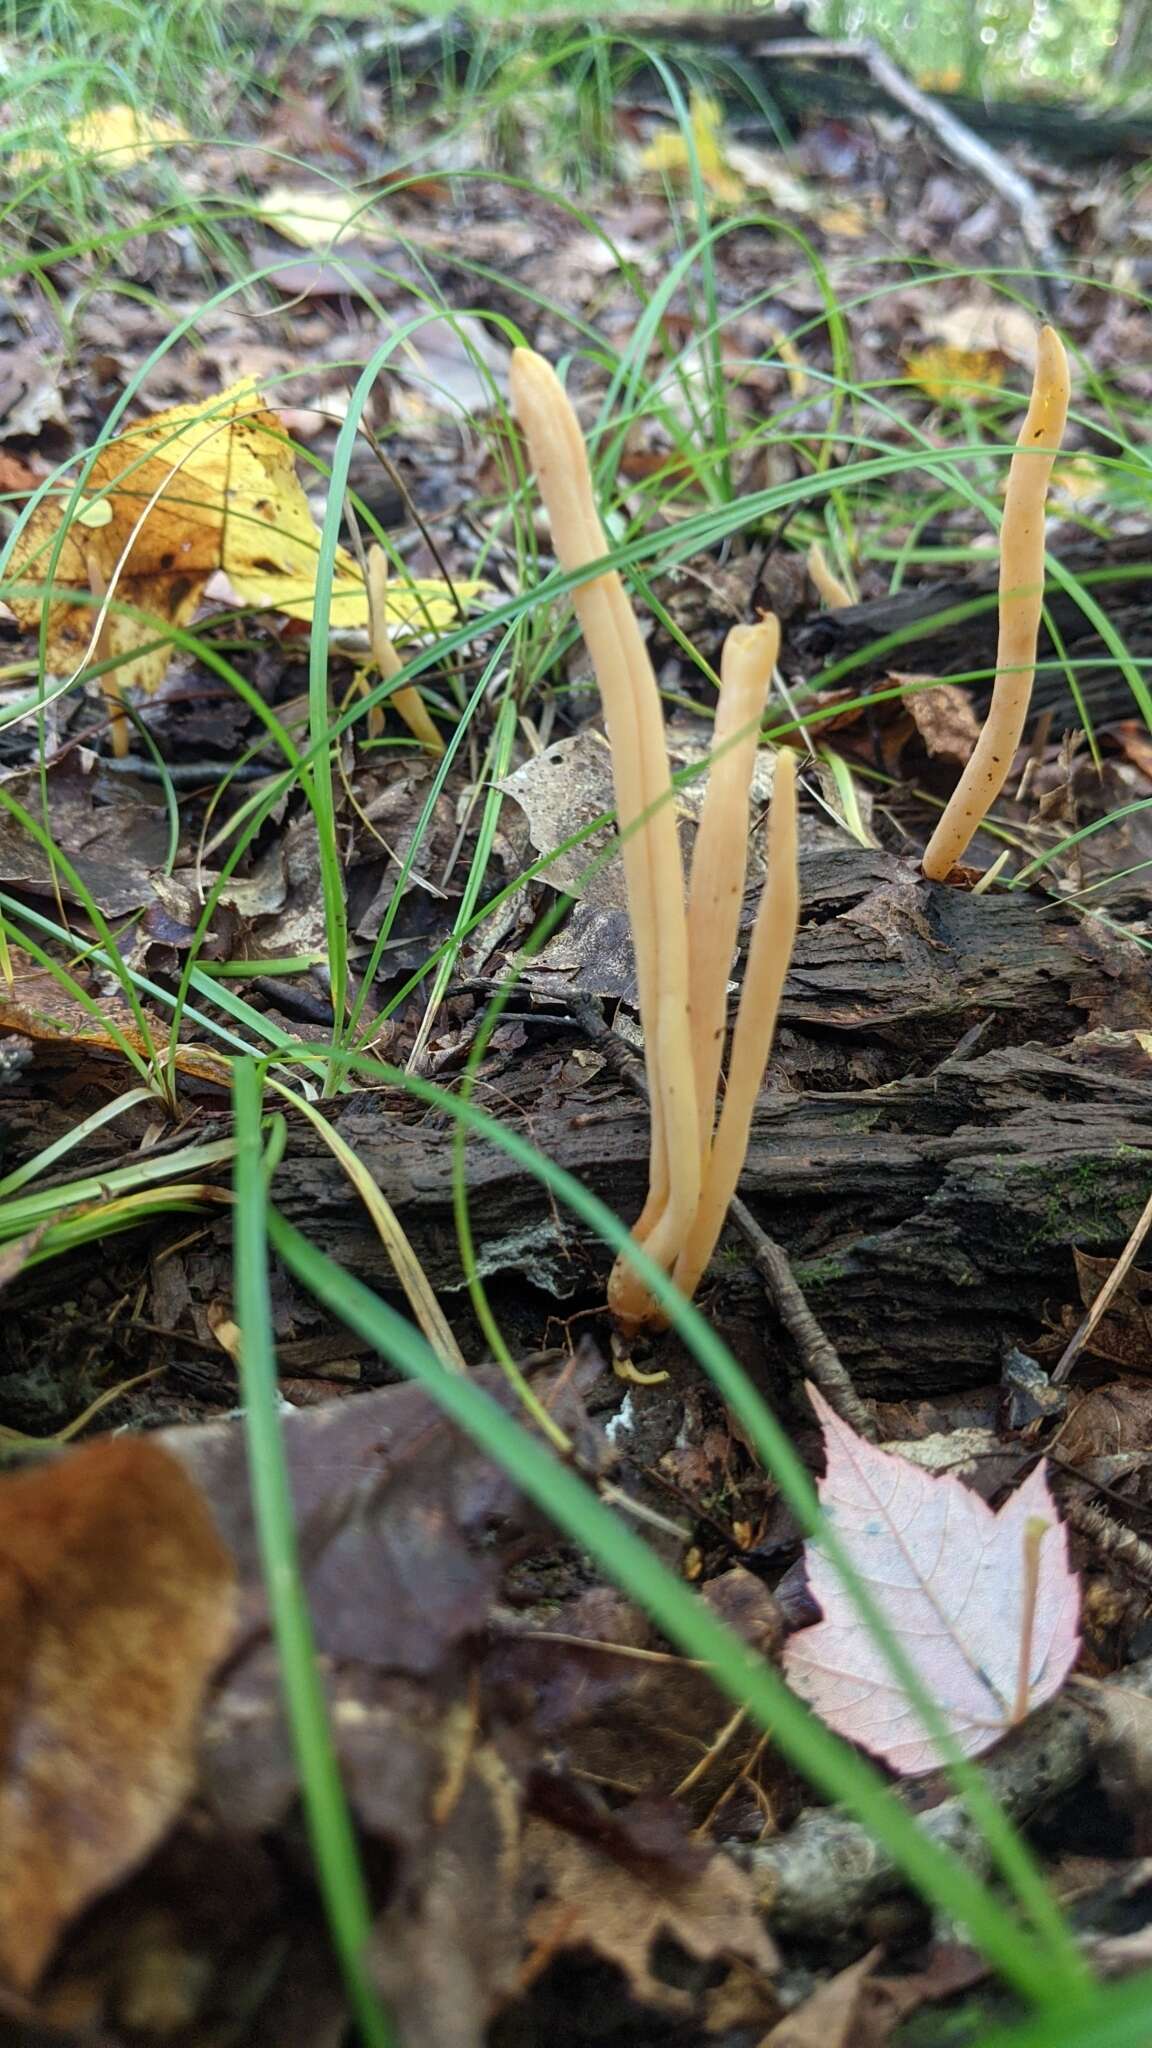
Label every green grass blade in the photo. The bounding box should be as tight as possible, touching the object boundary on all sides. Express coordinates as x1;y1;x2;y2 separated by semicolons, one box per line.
983;1971;1152;2048
231;1060;393;2048
267;1204;1086;2014
0;1084;153;1198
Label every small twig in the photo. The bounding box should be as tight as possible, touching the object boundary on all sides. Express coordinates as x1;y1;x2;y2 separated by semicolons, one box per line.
1052;1185;1152;1385
739;1662;1152;1938
1063;1494;1152;1593
672;1703;749;1799
728;1193;878;1440
570;997;873;1437
759;37;1065;308
99;755;276;786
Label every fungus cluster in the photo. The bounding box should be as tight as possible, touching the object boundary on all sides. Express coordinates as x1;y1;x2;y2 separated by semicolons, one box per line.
511;348;799;1331
922;325;1070;881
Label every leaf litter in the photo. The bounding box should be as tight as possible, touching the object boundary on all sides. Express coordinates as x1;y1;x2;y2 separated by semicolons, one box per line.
2;13;1152;2044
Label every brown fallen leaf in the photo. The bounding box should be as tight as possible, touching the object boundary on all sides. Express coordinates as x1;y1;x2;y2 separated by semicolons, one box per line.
489;1575;783;1823
0;1438;235;1990
761;1947;882;2047
520;1815;778;2014
0;450;41;495
0;955;234;1085
498;730;625;907
897;676;983;765
762;1943;989;2048
0;761;169;916
371;1741;523;2048
1071;1245;1152;1370
1060;1382;1152;1462
784;1387;1081;1775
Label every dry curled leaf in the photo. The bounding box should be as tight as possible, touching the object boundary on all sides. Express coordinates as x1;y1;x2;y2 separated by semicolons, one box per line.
0;955;233;1084
9;380;484;694
784;1387;1080;1775
498;731;624;906
0;1438;235;1990
520;1817;777;2013
897;677;983;765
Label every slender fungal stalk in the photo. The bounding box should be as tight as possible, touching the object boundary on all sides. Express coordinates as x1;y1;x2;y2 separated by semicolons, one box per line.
806;540;853;610
686;617;778;1156
510;349;701;1308
513;348;800;1332
366;543;444;754
674;748;799;1304
922;326;1070;881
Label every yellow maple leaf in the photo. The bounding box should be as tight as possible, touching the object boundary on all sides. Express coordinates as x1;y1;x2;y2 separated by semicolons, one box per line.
8;382;484;697
1051;455;1106;504
816;202;869;238
254;182;382;249
640;93;743;205
16;105;188;173
917;67;965;93
905;345;1004;406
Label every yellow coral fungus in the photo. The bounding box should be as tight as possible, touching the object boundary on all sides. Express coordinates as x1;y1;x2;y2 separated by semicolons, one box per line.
512;348;799;1330
922;327;1070;882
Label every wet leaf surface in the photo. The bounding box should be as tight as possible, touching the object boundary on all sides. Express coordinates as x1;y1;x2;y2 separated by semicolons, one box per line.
784;1388;1081;1774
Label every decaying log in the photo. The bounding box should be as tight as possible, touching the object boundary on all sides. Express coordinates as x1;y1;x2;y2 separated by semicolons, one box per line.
790;533;1152;730
162;851;1151;1400
350;11;1152;168
3;852;1149;1421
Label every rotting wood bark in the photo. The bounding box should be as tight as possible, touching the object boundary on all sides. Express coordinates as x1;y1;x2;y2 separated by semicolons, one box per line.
790;532;1152;730
3;852;1149;1412
353;11;1152;167
176;853;1152;1397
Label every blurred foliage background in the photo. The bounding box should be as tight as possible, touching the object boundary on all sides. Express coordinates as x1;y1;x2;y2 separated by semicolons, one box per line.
811;0;1147;97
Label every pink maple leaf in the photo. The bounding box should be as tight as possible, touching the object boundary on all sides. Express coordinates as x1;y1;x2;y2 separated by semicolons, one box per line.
783;1387;1080;1776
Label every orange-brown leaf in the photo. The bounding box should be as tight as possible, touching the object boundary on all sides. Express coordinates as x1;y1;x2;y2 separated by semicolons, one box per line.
0;1439;235;1990
0;957;232;1084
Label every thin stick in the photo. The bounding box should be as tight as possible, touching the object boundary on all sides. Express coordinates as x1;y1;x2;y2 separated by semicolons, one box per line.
686;617;777;1155
922;327;1070;881
758;38;1064;297
1052;1184;1152;1385
729;1195;877;1439
674;749;799;1303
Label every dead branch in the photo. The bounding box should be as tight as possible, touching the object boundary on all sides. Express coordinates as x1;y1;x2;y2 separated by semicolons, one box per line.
751;37;1064;304
742;1655;1152;1939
